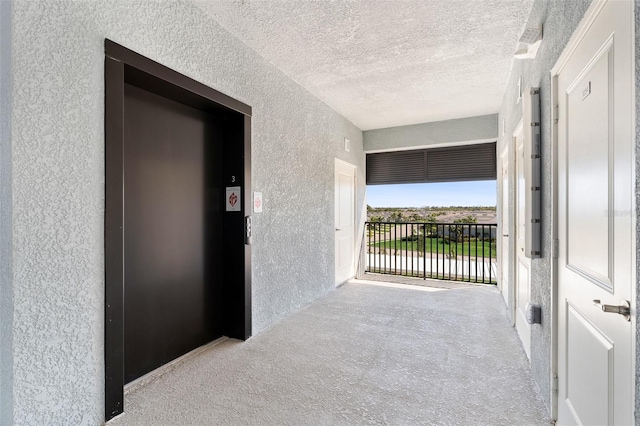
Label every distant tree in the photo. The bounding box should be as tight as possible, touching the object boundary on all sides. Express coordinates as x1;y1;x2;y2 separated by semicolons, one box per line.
449;240;458;258
407;213;423;222
389;211;404;222
425;213;439;222
454;215;478;224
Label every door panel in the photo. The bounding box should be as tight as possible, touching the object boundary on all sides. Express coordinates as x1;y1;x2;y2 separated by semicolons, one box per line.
566;47;612;288
517;259;530;318
557;1;633;424
565;303;613;426
124;83;223;383
335;160;356;285
500;153;510;306
515;124;531;358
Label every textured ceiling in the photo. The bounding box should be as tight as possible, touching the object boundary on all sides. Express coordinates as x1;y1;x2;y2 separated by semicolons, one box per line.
196;0;534;130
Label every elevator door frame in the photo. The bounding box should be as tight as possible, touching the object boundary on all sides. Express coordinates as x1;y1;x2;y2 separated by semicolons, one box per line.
104;39;252;421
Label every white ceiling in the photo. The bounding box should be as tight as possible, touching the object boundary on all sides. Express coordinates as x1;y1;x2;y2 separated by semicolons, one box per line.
196;0;534;131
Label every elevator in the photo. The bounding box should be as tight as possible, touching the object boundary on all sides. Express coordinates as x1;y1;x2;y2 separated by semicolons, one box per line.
104;40;252;421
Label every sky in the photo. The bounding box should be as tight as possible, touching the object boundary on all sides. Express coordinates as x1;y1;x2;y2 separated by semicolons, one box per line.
367;181;497;208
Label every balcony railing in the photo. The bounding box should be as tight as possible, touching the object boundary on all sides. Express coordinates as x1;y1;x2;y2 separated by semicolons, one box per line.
365;222;497;284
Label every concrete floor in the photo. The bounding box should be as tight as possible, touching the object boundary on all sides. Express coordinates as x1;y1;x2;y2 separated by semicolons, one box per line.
360;272;482;289
109;280;549;426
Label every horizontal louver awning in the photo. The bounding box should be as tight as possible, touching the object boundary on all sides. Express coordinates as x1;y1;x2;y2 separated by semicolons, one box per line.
366;150;427;184
366;142;496;185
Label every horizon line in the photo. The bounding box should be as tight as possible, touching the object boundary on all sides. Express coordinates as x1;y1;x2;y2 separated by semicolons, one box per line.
368;205;497;209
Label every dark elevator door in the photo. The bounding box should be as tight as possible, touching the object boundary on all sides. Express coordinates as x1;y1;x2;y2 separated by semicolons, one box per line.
123;83;223;383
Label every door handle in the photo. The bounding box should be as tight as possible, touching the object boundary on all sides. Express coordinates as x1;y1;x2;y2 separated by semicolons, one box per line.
503;234;509;237
245;216;252;245
335;228;341;231
592;299;630;321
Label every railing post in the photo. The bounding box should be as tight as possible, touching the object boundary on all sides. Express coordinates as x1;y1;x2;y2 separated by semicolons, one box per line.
482;225;486;283
393;222;397;275
471;224;475;283
375;223;379;274
403;223;407;276
422;223;426;280
465;223;470;282
366;222;369;273
428;223;432;280
381;222;384;273
441;224;445;281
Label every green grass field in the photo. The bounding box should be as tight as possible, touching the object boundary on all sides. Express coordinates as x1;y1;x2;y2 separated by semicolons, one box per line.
370;237;496;258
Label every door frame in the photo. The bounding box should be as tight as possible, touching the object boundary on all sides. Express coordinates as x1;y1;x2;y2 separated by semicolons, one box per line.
334;158;357;286
513;119;531;357
499;142;514;324
549;0;636;420
510;121;524;327
104;40;253;421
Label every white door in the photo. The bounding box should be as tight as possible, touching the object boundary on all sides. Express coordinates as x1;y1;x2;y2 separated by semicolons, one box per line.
514;122;531;358
556;1;633;424
335;159;356;286
500;149;511;309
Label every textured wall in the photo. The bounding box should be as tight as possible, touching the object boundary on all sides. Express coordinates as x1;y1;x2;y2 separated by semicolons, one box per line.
498;0;593;413
0;1;14;424
5;0;364;423
363;114;498;152
634;0;640;420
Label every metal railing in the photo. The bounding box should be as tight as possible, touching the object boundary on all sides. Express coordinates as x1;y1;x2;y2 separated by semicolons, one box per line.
365;222;497;284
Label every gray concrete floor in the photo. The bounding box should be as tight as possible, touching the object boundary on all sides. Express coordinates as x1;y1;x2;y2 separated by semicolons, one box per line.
110;280;549;426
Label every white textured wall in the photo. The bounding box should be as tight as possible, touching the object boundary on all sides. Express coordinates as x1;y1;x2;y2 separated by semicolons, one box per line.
0;1;14;424
363;114;498;153
2;1;365;423
498;0;593;413
635;0;640;419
